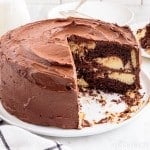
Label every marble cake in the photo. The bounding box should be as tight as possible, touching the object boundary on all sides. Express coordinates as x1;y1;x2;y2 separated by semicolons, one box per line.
0;18;140;129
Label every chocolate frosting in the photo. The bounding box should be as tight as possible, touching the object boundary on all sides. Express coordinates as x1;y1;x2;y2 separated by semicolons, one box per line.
1;18;137;88
0;17;138;128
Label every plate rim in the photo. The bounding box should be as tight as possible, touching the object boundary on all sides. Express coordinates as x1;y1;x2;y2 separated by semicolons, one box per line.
0;70;150;137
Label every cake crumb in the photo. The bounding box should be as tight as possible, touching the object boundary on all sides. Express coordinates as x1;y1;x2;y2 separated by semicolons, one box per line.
98;99;106;106
81;119;92;127
111;99;122;104
96;117;111;124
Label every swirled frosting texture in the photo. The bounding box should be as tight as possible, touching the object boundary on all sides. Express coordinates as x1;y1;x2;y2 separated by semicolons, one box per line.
1;17;137;78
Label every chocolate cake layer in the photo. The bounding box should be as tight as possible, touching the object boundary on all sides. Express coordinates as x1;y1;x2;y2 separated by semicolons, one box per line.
139;23;150;49
68;38;140;93
0;17;140;128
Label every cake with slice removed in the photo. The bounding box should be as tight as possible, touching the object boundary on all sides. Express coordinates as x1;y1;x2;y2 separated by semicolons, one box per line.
0;17;141;129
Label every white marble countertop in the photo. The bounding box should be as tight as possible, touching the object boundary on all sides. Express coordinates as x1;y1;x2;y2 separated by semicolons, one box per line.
1;0;150;149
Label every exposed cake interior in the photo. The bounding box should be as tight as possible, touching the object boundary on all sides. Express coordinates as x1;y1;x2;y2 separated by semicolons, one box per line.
68;35;139;93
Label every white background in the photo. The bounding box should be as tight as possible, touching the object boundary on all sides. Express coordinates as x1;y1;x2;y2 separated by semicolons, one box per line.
25;0;150;23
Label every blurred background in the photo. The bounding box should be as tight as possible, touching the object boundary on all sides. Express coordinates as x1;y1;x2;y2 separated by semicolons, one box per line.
25;0;150;22
0;0;150;36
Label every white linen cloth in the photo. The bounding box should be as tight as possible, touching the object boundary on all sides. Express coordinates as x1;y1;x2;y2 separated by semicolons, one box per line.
0;125;71;150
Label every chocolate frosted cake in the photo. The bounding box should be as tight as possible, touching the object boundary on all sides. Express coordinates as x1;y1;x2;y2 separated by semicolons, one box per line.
0;18;140;129
136;23;150;54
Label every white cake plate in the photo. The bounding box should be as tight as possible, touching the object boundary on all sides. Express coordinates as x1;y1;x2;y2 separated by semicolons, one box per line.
0;71;150;137
48;1;134;26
